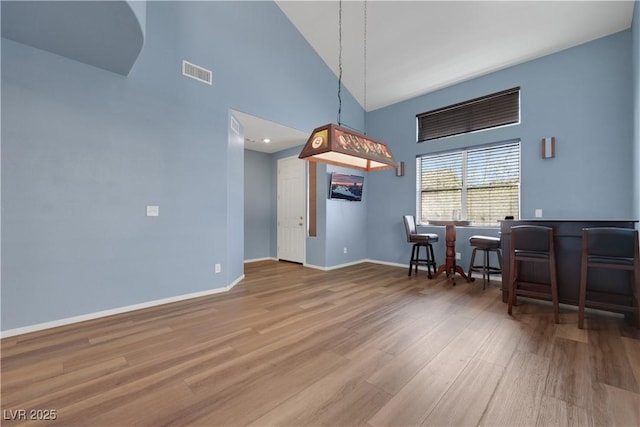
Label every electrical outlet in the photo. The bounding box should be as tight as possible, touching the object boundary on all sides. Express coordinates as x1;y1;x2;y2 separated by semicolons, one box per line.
535;209;543;218
215;263;221;273
343;247;348;254
456;252;461;260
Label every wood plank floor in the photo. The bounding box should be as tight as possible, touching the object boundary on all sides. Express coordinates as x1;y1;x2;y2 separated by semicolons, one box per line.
2;261;639;426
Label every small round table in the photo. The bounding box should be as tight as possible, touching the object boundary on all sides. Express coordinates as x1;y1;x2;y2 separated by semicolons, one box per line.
428;220;474;284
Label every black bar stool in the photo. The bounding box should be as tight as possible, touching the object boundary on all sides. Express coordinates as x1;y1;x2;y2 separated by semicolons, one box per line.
467;235;502;289
578;227;640;329
403;215;439;278
508;225;559;324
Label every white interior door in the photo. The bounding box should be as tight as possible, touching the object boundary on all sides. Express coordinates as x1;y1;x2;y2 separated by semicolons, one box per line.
277;156;306;263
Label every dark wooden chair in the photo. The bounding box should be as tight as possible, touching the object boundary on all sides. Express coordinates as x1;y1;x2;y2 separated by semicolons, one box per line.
467;235;502;289
508;225;559;323
578;227;640;329
403;215;439;278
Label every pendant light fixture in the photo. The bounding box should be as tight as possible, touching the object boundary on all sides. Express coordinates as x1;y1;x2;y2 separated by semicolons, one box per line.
298;0;397;172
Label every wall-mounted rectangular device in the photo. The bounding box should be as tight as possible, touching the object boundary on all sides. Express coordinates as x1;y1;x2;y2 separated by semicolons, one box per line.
542;137;555;159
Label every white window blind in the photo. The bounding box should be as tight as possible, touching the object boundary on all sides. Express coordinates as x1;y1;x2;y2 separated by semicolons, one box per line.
417;141;520;225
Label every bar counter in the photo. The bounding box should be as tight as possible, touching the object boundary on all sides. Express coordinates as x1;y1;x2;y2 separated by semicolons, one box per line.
500;219;637;305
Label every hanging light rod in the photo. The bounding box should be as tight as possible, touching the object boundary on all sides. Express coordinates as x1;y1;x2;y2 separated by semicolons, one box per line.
298;0;397;172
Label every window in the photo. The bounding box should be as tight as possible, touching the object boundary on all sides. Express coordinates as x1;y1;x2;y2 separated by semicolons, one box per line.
416;141;520;226
416;87;520;142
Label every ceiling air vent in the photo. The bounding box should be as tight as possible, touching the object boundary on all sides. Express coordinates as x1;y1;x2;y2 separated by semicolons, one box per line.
182;60;212;85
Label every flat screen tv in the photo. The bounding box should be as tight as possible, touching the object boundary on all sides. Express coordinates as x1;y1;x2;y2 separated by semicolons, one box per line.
329;173;364;202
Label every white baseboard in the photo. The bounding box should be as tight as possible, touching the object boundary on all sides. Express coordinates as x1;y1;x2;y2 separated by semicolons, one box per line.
303;259;368;271
305;259;413;271
364;259;407;269
247;258;406;271
244;257;277;263
302;263;331;271
1;274;245;339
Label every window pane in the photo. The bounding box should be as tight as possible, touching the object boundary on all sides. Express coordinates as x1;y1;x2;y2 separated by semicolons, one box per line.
465;142;520;225
467;186;519;225
467;143;520;189
421;190;461;223
417;151;463;223
419;152;462;191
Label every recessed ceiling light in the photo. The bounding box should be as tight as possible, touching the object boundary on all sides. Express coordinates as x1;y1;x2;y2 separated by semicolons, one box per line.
263;138;271;143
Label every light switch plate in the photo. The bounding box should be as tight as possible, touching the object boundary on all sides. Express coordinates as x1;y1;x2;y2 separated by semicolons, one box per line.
146;205;159;217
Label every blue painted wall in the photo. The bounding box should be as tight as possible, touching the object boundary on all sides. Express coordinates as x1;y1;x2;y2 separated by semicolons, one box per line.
366;30;634;269
324;165;369;267
1;1;364;331
244;150;273;261
3;39;231;329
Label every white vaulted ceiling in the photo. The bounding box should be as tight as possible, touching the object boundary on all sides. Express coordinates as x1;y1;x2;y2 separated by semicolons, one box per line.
276;0;635;112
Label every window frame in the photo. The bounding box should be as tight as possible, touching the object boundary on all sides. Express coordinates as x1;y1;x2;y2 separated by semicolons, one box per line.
416;140;521;226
